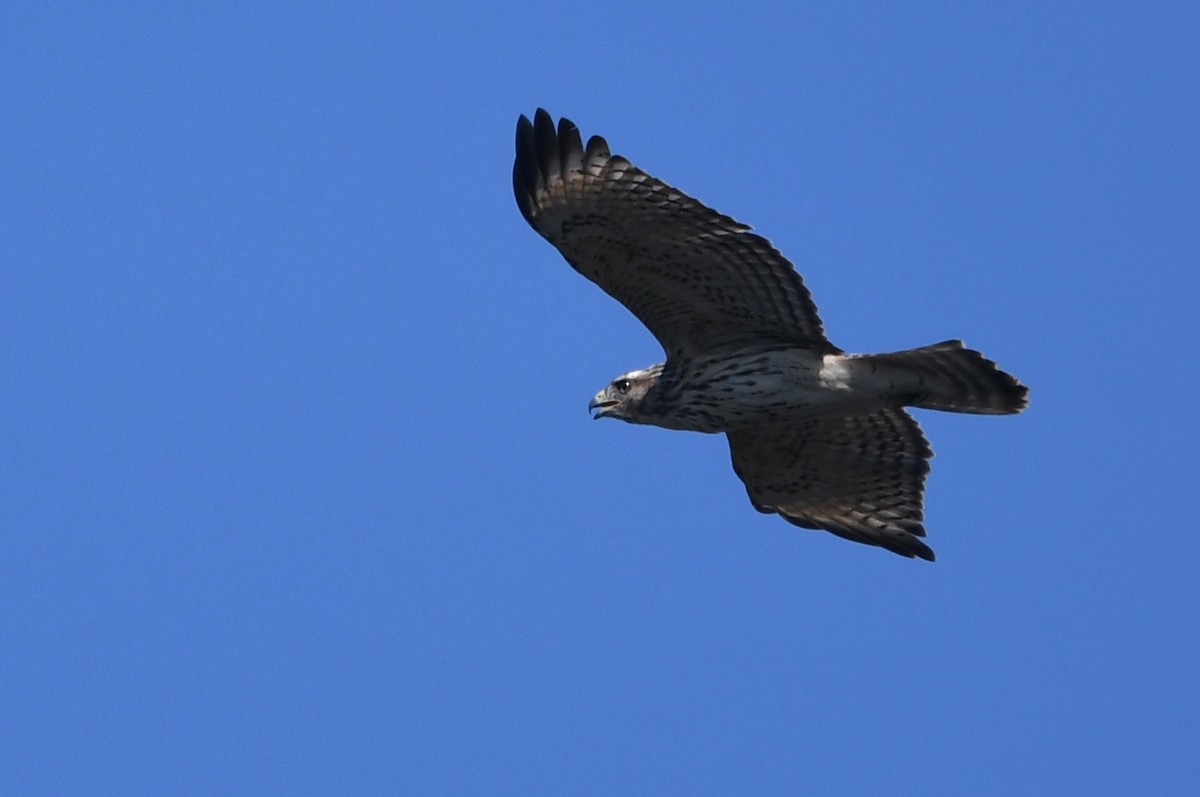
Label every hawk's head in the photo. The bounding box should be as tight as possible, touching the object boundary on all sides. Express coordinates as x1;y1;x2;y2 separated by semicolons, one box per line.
588;366;663;423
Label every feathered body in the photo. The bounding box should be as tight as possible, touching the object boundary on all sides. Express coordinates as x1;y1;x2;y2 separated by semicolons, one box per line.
606;341;1022;434
514;109;1027;561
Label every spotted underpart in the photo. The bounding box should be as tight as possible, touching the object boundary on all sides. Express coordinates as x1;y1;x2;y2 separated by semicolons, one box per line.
515;109;1029;561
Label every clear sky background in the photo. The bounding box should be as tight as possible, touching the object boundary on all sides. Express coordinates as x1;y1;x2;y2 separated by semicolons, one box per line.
3;2;1198;794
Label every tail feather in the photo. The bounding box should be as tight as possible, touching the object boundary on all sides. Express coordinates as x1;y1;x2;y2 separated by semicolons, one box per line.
857;340;1028;415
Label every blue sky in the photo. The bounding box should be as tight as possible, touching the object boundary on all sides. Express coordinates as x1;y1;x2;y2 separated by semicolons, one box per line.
3;2;1198;793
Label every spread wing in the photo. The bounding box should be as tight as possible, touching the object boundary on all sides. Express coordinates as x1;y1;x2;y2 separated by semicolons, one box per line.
728;409;936;560
513;109;838;359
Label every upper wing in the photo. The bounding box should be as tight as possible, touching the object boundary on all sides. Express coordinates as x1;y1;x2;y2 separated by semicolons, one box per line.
727;409;936;560
513;110;837;359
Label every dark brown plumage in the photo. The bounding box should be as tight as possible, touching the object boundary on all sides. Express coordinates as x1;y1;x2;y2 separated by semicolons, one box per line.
515;109;1028;561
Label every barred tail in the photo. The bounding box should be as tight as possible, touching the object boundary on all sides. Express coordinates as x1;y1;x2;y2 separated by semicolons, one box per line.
859;340;1029;415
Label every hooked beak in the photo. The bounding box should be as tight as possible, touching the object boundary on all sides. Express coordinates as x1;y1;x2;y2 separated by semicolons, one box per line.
588;392;618;420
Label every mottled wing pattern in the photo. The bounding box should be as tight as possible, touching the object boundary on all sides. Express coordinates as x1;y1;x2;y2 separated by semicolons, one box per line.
513;109;837;358
728;409;936;560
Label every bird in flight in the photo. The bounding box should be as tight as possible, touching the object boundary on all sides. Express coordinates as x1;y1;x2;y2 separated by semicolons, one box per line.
512;109;1027;561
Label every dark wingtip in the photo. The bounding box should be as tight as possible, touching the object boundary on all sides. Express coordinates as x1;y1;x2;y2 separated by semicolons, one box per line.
881;530;936;562
513;113;540;224
894;518;936;561
778;512;937;562
514;109;592;228
911;540;936;562
557;116;583;174
532;108;559;187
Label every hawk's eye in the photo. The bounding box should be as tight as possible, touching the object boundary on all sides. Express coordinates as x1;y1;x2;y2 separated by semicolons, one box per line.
614;378;632;394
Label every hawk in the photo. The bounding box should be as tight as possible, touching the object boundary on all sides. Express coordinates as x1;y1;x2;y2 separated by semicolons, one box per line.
513;109;1027;561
